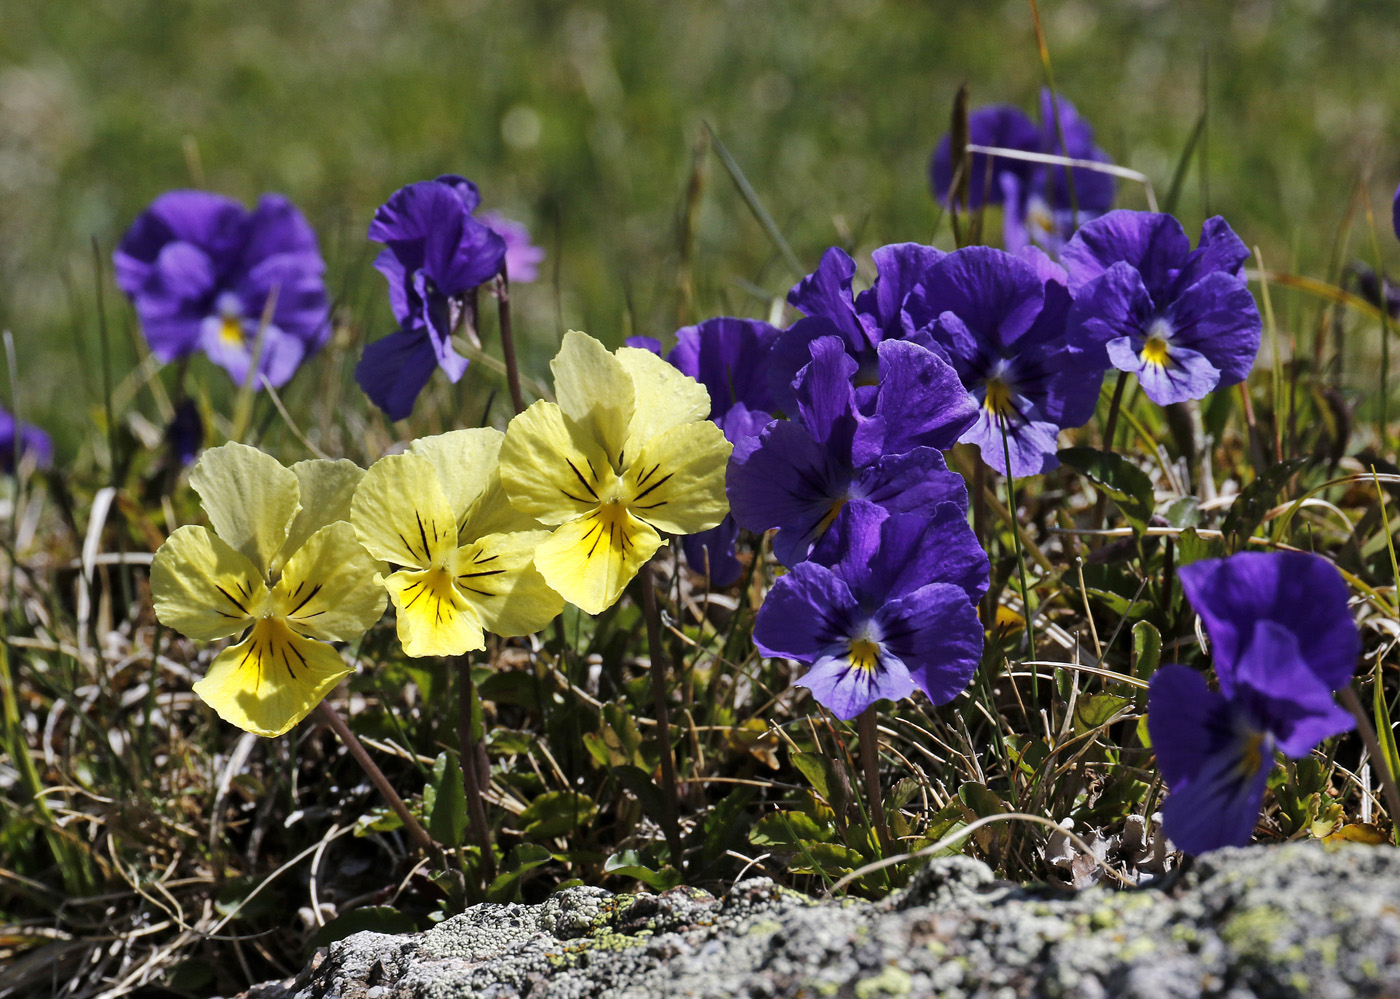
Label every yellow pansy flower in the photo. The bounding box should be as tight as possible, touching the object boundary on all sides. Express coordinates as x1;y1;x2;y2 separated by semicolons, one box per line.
351;428;564;658
150;443;387;738
498;330;732;614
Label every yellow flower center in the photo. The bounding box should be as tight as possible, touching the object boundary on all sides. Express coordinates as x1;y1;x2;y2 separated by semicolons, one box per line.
220;314;245;347
815;497;847;537
1235;730;1267;779
848;637;881;673
244;614;312;681
983;377;1012;416
1141;335;1171;368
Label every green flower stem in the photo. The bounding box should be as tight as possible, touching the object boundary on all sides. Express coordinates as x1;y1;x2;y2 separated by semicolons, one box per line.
857;707;892;854
495;266;527;416
639;561;684;871
457;657;498;884
316;700;445;869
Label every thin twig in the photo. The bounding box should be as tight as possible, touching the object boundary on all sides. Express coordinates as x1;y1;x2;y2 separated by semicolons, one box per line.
639;562;685;870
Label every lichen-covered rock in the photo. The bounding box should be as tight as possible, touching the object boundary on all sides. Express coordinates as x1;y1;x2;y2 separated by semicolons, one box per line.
239;842;1400;999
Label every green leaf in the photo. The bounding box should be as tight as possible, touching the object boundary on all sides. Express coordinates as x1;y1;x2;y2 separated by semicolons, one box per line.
1373;680;1400;845
1161;495;1201;528
1058;447;1154;535
791;752;832;799
610;764;668;821
487;843;553;901
1073;693;1133;736
309;906;417;949
426;751;469;850
1131;620;1161;710
1175;527;1227;566
1220;458;1310;547
749;810;831;847
603;851;683;890
486;729;537;757
519;791;597;840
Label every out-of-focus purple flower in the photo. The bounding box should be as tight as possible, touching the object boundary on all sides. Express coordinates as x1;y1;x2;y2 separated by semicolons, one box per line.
0;407;52;473
1393;182;1399;242
665;318;781;585
918;245;1104;477
754;504;986;720
625;336;663;355
114;191;330;389
165;399;204;467
1147;551;1359;854
930;91;1115;255
357;175;507;421
728;335;975;566
1063;211;1260;407
479;211;545;284
770;243;946;414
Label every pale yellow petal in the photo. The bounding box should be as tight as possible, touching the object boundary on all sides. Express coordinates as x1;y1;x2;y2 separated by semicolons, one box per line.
408;428;503;532
276;458;365;572
617;346;712;447
190;442;300;576
450;531;564;637
384;566;485;657
551;331;633;466
192;617;351;737
625;421;733;535
499;400;620;526
272;522;386;642
533;506;663;614
150;525;267;641
351;453;458;568
461;473;547;540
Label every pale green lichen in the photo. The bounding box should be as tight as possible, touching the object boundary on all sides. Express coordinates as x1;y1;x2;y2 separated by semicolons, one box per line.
854;966;913;999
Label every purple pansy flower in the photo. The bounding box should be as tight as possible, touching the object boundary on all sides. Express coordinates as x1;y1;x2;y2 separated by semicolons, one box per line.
918;245;1104;477
1393;182;1399;242
356;175;507;421
165;399;203;467
1147;551;1359;854
930;91;1115;255
479;212;545;284
1063;210;1261;407
114;191;330;389
0;407;52;473
729;335;975;567
754;504;986;720
668;318;781;585
769;243;947;415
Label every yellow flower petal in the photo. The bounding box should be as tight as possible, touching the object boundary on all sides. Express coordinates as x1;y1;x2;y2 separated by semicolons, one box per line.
151;525;267;641
551;331;634;466
408;429;503;538
499;400;620;526
462;474;547;539
189;442;300;577
616;346;712;447
624;420;733;535
276;458;365;572
272;522;386;642
192;617;352;737
384;565;485;657
451;531;564;637
534;505;663;614
351;453;458;568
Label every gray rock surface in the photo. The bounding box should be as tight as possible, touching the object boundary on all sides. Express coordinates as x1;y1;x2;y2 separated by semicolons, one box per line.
241;842;1400;999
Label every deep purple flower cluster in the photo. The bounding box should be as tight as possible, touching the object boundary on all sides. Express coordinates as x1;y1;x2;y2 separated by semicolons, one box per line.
1148;551;1359;854
357;176;544;421
930;90;1115;255
114;191;331;389
0;407;52;474
1064;212;1261;405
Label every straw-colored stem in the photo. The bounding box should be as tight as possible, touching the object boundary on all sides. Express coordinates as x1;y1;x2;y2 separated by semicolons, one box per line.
457;657;497;884
1339;685;1400;833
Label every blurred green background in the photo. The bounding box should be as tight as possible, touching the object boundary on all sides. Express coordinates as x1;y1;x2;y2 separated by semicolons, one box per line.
4;0;1400;454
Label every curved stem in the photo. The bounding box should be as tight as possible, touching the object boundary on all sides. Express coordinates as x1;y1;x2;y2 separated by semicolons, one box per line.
639;561;684;870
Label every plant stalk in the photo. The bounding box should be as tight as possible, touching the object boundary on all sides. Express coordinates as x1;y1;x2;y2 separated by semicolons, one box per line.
317;701;445;869
1340;685;1400;833
495;265;527;416
639;561;685;870
457;657;498;884
857;707;892;854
